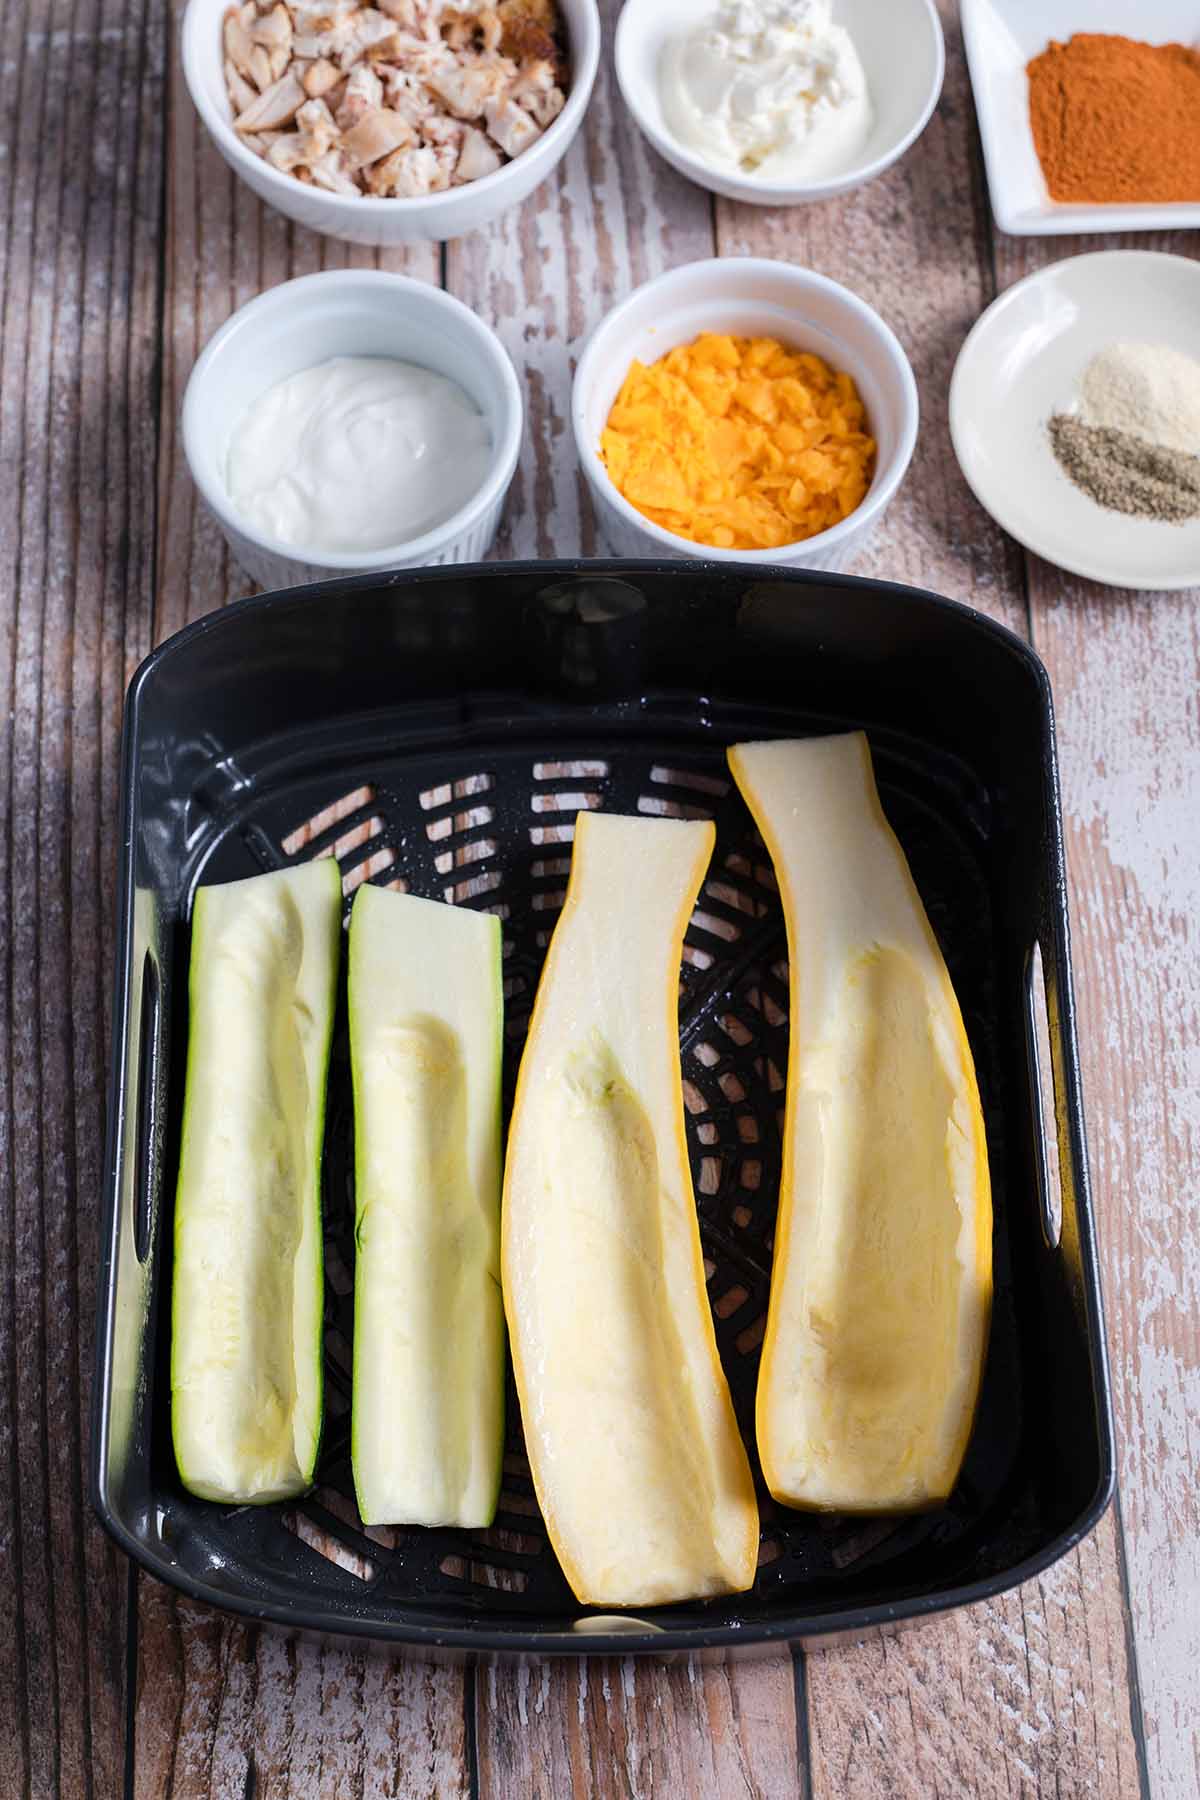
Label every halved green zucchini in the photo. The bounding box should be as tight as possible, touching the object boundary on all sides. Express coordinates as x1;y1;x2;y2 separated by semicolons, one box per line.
170;858;342;1504
348;885;504;1528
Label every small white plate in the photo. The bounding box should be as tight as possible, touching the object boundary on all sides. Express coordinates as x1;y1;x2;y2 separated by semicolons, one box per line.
949;251;1200;591
962;0;1200;236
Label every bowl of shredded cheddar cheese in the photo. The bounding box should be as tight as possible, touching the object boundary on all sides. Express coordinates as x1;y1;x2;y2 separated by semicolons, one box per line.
572;258;918;570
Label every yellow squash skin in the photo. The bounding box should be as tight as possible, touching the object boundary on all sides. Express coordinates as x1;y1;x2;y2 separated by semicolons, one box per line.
502;811;759;1607
728;734;992;1514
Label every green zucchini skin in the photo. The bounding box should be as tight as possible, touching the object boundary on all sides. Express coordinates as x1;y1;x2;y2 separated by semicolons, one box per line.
348;884;504;1529
170;858;341;1504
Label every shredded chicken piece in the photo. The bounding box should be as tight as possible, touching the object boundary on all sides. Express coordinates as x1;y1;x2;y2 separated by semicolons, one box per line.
509;56;562;127
384;33;450;80
340;106;415;167
336;62;383;126
252;3;292;48
225;57;259;114
292;16;356;58
225;0;567;194
310;147;359;192
224;13;259;83
421;111;464;149
301;55;342;95
424;55;510;120
379;63;425;117
482;92;540;157
266;99;337;172
442;7;502;53
454;122;502;182
266;132;313;171
297;96;339;150
291;0;357;34
367;142;452;194
235;68;307;130
252;7;293;78
337;8;404;67
496;0;559;75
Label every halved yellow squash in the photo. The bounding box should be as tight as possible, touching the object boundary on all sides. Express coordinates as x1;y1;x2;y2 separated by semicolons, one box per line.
728;734;992;1512
502;812;759;1606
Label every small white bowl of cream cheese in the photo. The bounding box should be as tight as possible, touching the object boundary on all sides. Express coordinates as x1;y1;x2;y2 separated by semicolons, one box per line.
182;269;523;591
615;0;944;206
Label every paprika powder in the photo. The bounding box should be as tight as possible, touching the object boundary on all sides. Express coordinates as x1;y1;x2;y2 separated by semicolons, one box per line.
1027;33;1200;204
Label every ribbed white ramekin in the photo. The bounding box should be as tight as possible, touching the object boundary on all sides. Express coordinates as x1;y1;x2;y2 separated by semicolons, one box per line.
182;269;523;592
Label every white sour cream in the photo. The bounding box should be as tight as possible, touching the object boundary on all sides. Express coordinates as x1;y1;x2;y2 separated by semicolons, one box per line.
660;0;873;185
225;356;492;554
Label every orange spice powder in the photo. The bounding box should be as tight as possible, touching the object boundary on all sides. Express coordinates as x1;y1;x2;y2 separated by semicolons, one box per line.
1027;33;1200;204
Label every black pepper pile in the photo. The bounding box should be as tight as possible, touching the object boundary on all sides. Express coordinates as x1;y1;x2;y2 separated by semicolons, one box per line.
1048;415;1200;524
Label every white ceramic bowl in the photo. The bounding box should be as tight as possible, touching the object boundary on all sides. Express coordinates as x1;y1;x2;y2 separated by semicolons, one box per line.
182;269;524;591
614;0;944;207
181;0;601;246
572;258;918;572
950;251;1200;591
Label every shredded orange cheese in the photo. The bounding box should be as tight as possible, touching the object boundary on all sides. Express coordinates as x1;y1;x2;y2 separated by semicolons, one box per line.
600;333;876;551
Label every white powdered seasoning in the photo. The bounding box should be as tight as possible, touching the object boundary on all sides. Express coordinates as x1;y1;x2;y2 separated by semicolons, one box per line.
1080;342;1200;457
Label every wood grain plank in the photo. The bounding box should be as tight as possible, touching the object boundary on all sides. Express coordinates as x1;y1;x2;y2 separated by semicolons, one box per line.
134;1582;471;1800
1023;566;1199;1800
715;6;1147;1795
0;0;165;1793
1044;583;1199;1800
984;200;1200;1790
477;1654;801;1800
806;1512;1142;1799
153;0;441;643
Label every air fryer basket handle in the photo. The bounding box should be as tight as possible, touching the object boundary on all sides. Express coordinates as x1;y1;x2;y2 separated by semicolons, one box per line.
1034;857;1114;1471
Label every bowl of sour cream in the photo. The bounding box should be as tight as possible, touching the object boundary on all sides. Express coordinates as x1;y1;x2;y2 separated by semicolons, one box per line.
182;269;523;591
615;0;944;206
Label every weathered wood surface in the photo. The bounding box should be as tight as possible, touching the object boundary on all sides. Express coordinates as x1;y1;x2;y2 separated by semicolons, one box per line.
1022;565;1198;1800
133;1581;472;1799
4;0;1197;1789
0;0;164;1794
992;231;1200;1800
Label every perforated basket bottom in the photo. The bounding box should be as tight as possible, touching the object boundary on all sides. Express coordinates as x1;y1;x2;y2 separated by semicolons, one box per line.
161;723;1024;1639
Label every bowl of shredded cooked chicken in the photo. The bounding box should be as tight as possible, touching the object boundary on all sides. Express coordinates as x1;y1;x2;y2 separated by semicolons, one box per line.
183;0;600;243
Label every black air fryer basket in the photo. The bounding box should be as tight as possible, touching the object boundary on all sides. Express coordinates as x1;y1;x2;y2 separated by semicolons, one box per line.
92;561;1113;1656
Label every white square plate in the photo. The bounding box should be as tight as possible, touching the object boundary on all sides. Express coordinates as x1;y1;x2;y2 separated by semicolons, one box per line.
962;0;1200;235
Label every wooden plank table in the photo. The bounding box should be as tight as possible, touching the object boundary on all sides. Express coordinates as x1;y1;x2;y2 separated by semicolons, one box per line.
1;0;1196;1792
